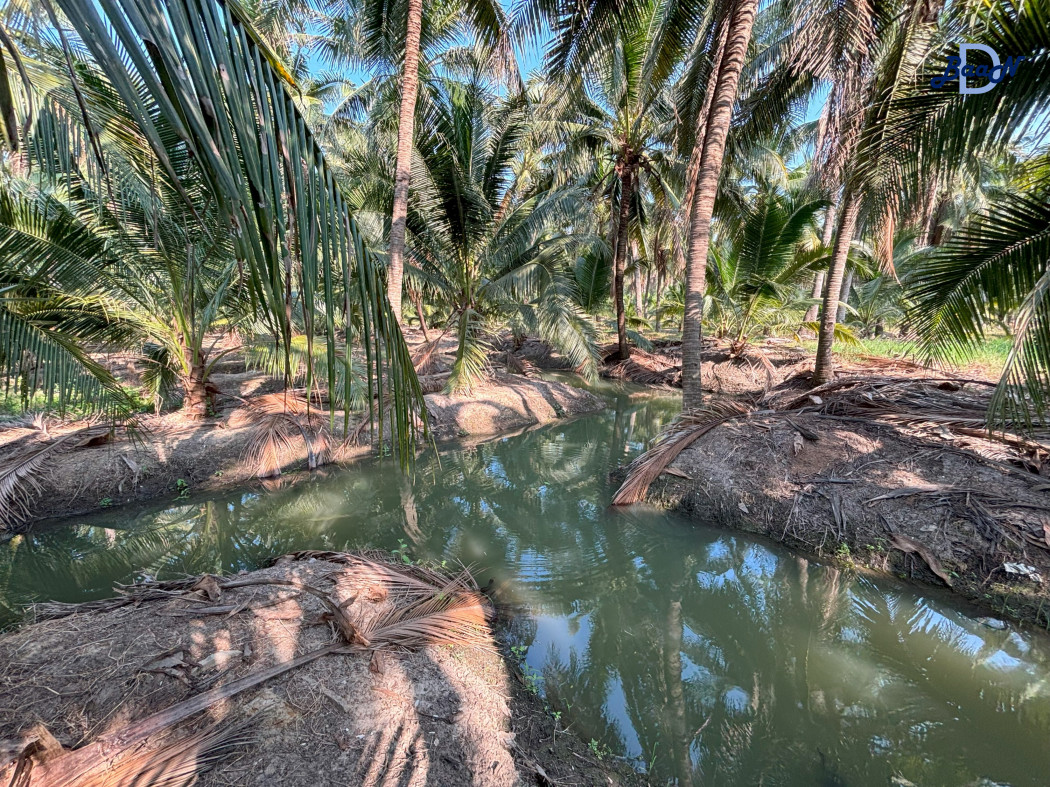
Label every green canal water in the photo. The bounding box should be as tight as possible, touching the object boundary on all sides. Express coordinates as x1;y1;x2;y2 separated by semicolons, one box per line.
2;382;1049;785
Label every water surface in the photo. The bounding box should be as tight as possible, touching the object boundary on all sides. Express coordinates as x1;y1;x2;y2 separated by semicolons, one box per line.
2;382;1049;785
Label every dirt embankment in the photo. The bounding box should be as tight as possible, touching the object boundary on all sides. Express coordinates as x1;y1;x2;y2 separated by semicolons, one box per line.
511;335;947;397
638;408;1050;627
425;373;603;441
0;552;640;786
0;371;601;529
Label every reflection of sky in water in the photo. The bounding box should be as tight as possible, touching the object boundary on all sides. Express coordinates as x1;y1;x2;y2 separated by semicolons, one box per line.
5;386;1050;785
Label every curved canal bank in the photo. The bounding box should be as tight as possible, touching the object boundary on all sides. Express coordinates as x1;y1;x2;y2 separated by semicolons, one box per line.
3;381;1050;785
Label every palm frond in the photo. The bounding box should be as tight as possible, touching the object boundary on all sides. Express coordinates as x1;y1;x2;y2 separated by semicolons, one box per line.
0;424;111;528
613;400;754;505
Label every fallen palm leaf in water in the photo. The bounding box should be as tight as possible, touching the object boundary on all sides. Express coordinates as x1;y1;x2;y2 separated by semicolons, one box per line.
612;400;755;505
889;534;954;587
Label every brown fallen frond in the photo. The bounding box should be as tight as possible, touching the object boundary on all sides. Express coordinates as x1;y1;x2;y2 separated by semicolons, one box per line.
361;576;494;651
613;400;756;505
63;719;253;787
774;377;1050;469
889;534;953;587
339;553;481;600
411;336;445;376
240;393;331;477
27;645;346;787
0;425;111;528
601;346;683;387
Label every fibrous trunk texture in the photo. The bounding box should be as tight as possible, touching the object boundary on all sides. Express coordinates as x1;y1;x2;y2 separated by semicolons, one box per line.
813;192;861;384
386;0;423;322
681;0;760;410
613;163;635;361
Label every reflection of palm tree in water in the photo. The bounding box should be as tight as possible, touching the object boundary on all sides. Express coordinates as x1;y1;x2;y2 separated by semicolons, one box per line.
661;557;695;785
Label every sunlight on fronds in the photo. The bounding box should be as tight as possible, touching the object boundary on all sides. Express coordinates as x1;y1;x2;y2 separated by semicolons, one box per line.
241;393;331;478
0;424;111;528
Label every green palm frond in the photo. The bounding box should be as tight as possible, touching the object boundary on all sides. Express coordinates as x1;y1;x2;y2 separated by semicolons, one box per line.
911;193;1050;426
50;0;425;457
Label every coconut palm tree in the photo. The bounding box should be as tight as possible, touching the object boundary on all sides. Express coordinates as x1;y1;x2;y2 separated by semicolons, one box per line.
320;0;517;322
705;179;826;348
891;0;1050;424
532;0;705;361
806;0;943;384
681;0;762;408
403;76;600;391
1;0;425;453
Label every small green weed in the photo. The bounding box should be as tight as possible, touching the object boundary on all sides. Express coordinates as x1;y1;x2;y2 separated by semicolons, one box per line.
588;739;611;760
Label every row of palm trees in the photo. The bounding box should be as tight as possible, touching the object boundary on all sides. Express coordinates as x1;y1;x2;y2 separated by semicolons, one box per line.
0;0;1048;437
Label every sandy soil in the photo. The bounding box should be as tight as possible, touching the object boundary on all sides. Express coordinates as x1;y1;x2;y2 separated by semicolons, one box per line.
0;553;641;786
425;373;603;442
637;412;1050;627
0;370;602;530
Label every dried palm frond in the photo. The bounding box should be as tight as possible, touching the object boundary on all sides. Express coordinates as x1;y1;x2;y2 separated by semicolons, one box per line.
602;347;683;387
67;720;253;787
777;377;1050;467
16;553;495;784
25;644;347;787
613;400;755;505
240;393;331;478
0;425;111;528
361;575;494;652
340;554;481;601
411;337;446;376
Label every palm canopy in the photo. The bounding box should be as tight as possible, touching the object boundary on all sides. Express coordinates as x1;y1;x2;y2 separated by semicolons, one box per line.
0;0;425;454
706;174;826;344
405;74;600;390
892;0;1050;425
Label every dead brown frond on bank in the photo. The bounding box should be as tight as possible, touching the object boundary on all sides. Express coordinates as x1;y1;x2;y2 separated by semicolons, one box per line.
11;552;496;787
240;393;331;477
411;336;445;376
613;400;755;504
0;425;111;529
601;346;682;387
363;578;493;652
616;376;1050;507
775;377;1050;471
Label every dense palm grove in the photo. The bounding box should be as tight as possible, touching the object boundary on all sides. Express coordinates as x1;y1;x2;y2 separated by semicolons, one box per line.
0;0;1048;442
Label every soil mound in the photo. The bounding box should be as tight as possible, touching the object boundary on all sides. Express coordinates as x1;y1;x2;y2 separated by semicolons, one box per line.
425;374;603;441
0;552;639;786
617;378;1050;626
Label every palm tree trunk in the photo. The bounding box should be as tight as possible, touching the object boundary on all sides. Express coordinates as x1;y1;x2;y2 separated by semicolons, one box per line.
681;0;759;410
613;163;634;361
680;19;729;230
408;286;429;340
182;351;209;417
836;266;853;322
812;192;860;384
386;0;423;323
631;242;645;319
804;201;838;323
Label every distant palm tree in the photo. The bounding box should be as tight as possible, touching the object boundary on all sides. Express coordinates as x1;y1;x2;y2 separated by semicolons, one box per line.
323;0;516;321
706;179;826;347
403;76;600;390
